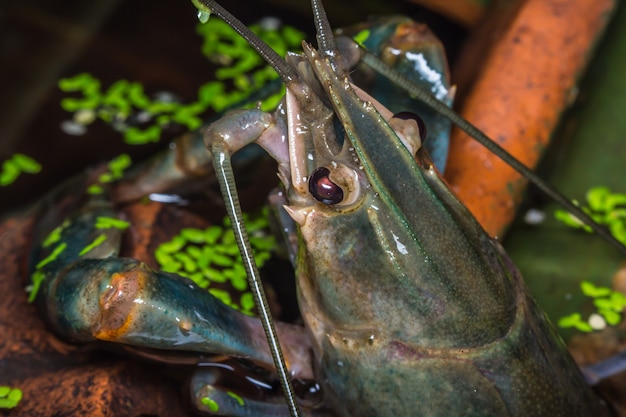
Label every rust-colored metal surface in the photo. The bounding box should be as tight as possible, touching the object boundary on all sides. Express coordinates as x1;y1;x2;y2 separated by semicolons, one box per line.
0;211;188;417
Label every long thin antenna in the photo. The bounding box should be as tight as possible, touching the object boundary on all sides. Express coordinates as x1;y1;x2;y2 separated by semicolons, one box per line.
197;0;299;84
360;49;626;256
311;0;337;54
195;2;303;415
211;143;302;417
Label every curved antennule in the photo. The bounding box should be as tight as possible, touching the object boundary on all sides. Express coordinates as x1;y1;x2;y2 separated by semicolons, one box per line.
197;0;299;84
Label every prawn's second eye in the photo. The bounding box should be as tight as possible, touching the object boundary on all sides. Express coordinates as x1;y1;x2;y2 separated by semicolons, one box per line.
394;111;427;141
309;167;344;205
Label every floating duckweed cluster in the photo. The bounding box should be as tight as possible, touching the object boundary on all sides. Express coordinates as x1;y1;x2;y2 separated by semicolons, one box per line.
558;281;626;332
29;239;69;302
196;18;303;111
555;188;626;332
6;16;303;186
155;208;276;315
199;391;245;413
27;216;130;303
78;216;131;257
58;19;304;144
87;154;132;194
58;74;200;142
555;186;626;244
0;153;41;186
0;386;22;409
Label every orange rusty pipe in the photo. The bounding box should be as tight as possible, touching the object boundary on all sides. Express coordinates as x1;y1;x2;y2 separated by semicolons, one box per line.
406;0;486;27
444;0;617;238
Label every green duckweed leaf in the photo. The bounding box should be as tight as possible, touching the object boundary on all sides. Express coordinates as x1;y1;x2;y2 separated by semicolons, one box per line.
1;154;42;186
200;396;219;412
0;160;19;186
87;184;103;194
226;391;245;407
13;153;42;173
79;234;108;256
599;309;622;326
27;271;46;303
558;313;593;332
35;242;67;270
95;217;130;231
124;126;162;145
581;281;611;298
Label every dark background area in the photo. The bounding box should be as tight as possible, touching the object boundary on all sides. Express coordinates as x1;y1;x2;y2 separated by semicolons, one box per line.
0;0;464;213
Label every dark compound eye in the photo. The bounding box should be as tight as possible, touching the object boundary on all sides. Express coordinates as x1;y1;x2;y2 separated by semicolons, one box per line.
394;111;427;140
308;167;344;205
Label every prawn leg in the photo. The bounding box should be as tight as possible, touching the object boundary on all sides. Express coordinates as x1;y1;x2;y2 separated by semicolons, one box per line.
33;194;313;380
